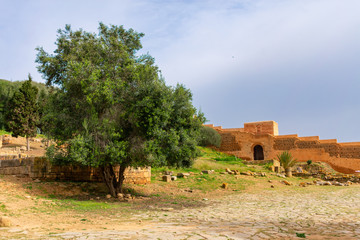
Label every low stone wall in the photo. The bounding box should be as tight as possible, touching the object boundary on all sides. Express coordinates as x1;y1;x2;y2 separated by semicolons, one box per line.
0;157;151;184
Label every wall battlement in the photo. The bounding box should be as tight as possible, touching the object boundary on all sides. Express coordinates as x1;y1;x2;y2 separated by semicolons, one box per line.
209;121;360;174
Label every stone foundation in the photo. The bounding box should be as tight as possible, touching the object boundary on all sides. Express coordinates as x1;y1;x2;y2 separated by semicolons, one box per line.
0;157;151;184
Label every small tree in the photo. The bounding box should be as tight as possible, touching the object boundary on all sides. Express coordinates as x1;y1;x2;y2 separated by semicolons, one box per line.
36;23;204;196
5;75;39;150
199;126;221;147
277;151;296;177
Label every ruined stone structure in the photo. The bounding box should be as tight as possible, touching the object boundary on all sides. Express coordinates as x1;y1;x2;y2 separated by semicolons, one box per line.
0;135;151;184
206;121;360;174
0;157;151;184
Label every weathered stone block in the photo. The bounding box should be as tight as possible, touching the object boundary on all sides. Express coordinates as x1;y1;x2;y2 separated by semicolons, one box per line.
162;175;171;182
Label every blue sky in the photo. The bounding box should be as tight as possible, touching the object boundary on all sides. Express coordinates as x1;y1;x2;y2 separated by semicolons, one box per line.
1;0;360;142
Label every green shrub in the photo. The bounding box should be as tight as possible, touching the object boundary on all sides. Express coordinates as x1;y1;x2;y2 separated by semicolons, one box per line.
199;126;221;147
277;151;296;169
307;160;312;165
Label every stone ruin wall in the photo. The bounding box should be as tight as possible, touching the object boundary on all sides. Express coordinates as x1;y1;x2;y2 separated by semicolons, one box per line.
207;122;360;174
0;156;151;184
0;135;151;184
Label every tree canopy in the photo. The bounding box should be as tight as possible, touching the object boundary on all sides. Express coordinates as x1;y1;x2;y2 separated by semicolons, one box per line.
5;75;39;150
36;23;204;196
199;126;222;148
0;78;47;130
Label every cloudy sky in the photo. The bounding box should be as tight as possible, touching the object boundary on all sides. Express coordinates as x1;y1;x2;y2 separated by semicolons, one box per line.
1;0;360;142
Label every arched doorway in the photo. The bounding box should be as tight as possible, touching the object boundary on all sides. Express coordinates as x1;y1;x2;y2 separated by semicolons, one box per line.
253;145;264;160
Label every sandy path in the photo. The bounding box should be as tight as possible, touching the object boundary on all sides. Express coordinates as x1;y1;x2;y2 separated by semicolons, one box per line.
1;185;360;239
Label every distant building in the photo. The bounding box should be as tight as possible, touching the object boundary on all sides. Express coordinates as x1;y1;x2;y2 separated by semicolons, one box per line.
206;121;360;174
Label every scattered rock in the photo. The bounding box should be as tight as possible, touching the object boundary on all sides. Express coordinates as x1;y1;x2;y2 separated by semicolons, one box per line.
125;194;132;198
282;180;291;186
233;170;240;175
177;173;190;178
277;174;286;178
271;185;275;188
221;183;229;189
117;193;124;198
161;208;174;211
333;182;344;186
95;197;100;200
106;194;111;199
0;216;11;227
315;181;332;186
162;175;171;182
202;170;214;174
260;172;267;177
34;179;41;183
240;172;252;176
225;168;232;173
299;182;307;187
171;176;177;181
164;171;173;175
268;180;273;183
220;172;228;175
202;198;208;201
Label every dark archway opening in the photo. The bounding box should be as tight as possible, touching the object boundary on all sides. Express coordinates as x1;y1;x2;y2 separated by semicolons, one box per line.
253;145;264;160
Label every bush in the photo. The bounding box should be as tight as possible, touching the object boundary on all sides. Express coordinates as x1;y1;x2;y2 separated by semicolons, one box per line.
307;160;312;165
277;151;296;169
199;126;221;147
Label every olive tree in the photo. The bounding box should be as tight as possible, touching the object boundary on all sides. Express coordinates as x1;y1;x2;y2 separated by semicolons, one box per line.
36;23;204;196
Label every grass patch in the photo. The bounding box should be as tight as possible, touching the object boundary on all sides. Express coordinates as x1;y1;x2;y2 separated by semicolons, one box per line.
0;130;10;135
54;199;122;212
0;203;8;213
214;156;246;166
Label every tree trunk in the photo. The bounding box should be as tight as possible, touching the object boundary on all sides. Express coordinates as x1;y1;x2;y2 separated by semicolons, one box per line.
118;165;126;193
101;164;127;197
26;136;30;151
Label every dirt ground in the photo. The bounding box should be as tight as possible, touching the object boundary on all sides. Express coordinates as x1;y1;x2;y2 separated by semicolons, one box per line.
1;137;360;239
0;174;360;240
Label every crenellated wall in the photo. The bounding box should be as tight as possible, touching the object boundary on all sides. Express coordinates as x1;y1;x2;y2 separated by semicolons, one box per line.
209;121;360;174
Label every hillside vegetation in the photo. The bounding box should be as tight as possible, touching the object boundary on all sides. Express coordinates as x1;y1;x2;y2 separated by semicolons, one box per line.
0;78;48;130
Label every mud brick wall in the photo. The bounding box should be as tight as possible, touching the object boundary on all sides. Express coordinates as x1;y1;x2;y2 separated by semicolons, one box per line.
0;157;151;184
339;145;360;158
244;121;279;135
207;121;360;174
0;135;2;148
274;137;297;150
219;132;241;151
